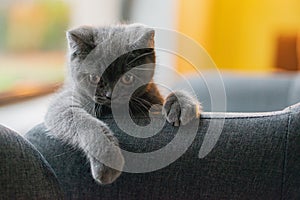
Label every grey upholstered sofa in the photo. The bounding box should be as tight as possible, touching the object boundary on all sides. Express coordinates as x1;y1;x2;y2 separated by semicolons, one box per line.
1;73;300;199
0;125;63;199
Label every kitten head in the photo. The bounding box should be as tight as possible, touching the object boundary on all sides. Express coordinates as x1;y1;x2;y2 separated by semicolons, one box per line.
66;24;156;105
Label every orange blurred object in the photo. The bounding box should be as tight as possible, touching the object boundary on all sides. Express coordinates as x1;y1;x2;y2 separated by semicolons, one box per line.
177;0;300;73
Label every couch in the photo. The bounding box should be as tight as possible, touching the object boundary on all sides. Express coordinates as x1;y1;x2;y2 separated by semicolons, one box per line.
0;125;63;199
1;73;300;199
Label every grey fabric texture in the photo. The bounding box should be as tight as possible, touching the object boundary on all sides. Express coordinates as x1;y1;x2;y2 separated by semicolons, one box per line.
175;73;300;112
283;104;300;199
25;103;300;200
0;125;63;200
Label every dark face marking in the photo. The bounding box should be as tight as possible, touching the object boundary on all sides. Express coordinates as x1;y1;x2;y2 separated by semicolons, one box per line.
90;48;155;105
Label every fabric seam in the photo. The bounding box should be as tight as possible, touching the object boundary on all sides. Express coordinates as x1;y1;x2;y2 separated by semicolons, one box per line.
281;109;291;200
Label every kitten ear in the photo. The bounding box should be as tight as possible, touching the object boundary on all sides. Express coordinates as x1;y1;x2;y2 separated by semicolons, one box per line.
131;29;155;49
66;26;95;57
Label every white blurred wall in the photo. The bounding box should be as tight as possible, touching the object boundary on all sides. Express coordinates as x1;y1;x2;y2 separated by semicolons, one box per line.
0;95;52;135
68;0;179;29
68;0;121;27
129;0;179;29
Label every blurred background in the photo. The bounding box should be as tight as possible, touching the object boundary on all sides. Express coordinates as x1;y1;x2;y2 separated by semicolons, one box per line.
0;0;300;133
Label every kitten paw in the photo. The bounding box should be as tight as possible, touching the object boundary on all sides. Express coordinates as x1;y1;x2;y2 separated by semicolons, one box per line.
89;134;124;185
90;156;123;185
162;91;201;126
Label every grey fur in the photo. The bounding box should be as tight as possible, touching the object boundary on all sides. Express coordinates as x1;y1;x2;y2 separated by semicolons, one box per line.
45;23;201;185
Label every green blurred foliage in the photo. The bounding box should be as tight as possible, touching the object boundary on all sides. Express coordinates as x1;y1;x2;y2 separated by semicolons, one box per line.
0;65;64;92
39;0;70;50
4;0;70;52
0;8;8;51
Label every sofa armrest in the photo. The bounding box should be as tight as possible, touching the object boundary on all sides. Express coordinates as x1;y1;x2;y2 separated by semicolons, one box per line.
0;125;63;200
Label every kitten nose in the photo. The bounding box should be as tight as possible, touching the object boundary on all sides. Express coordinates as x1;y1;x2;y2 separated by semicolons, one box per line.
105;90;112;99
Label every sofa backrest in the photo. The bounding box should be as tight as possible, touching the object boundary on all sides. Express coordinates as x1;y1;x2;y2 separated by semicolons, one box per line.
173;73;300;112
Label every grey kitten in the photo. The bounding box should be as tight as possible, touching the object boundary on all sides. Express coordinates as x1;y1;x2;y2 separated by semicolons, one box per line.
45;24;201;185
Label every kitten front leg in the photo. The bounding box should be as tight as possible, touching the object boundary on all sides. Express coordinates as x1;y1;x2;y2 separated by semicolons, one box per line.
45;96;124;185
162;91;202;126
76;120;124;185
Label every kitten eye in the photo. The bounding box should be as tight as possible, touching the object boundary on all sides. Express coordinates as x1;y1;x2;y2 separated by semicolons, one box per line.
121;74;134;85
89;74;100;84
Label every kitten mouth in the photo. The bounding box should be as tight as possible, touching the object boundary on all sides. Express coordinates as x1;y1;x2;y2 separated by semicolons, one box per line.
94;96;129;106
94;96;111;104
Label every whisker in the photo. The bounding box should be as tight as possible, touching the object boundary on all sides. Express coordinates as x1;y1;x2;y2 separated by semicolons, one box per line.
133;68;154;71
134;96;152;106
131;98;151;113
129;104;134;117
95;104;103;116
130;101;149;117
78;76;86;84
